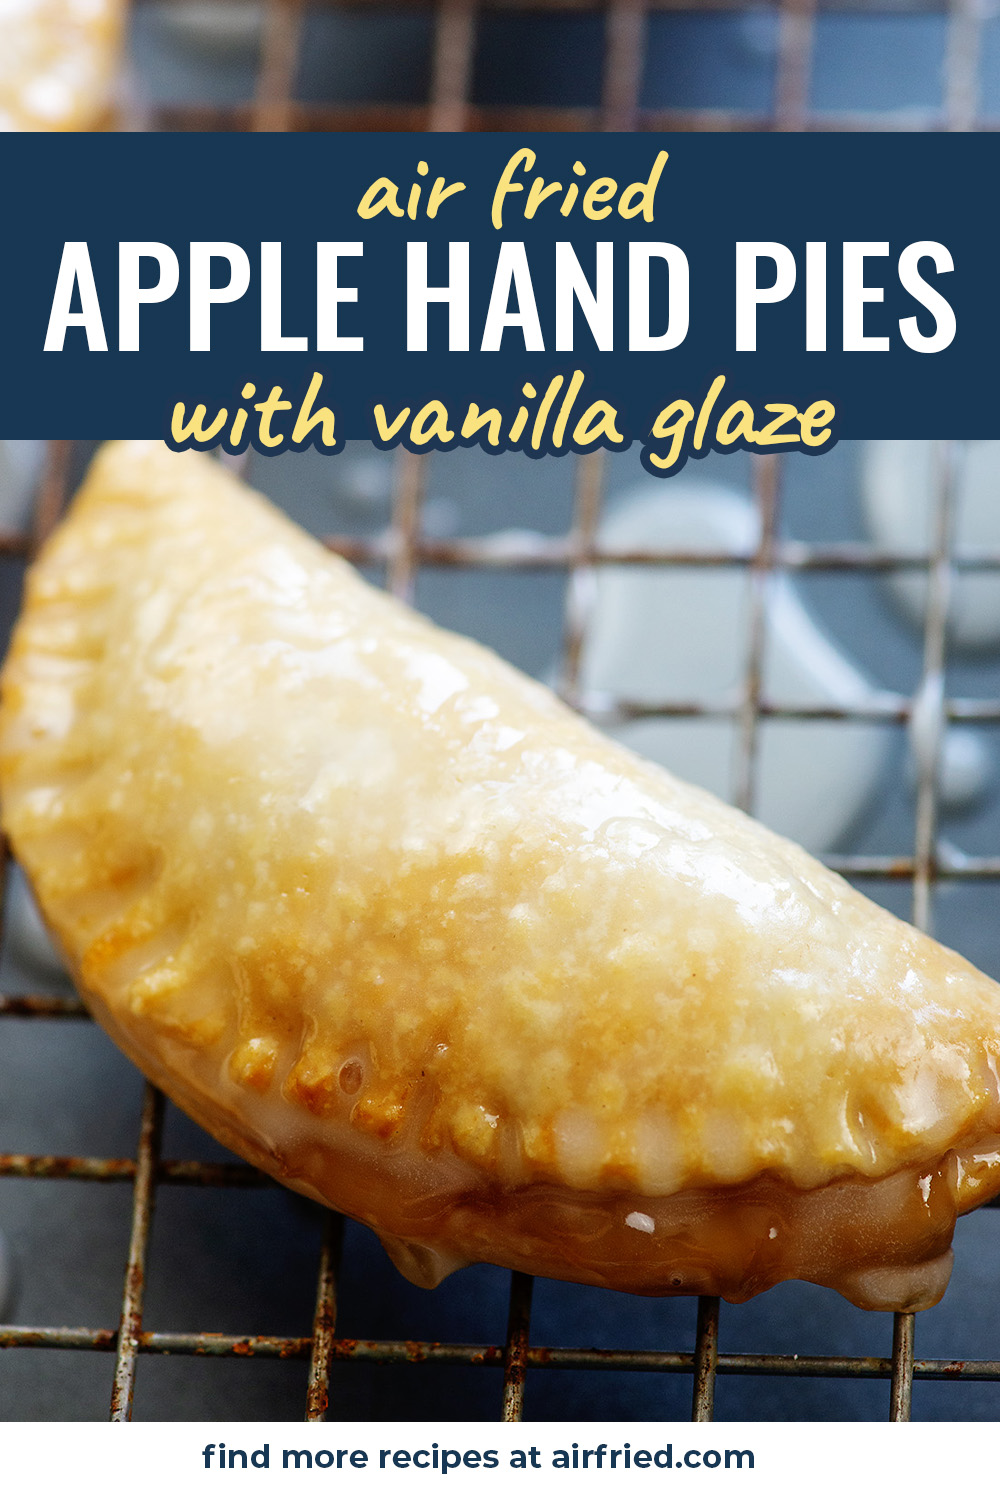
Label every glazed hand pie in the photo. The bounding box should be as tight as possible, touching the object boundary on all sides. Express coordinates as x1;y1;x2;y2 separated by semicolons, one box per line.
3;441;1000;1314
0;0;126;131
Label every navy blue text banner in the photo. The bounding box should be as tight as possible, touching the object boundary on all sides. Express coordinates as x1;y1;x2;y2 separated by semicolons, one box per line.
0;132;992;471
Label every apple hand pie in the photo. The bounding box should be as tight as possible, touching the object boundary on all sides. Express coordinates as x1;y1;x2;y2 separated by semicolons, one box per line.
3;440;1000;1313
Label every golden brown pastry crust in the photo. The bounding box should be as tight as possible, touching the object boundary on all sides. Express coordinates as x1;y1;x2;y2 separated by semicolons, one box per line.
3;441;1000;1310
0;0;125;131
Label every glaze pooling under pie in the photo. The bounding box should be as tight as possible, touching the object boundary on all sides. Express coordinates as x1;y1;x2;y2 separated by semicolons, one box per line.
3;440;1000;1311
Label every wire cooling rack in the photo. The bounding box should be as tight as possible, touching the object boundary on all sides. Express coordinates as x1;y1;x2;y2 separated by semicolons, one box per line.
3;0;1000;1427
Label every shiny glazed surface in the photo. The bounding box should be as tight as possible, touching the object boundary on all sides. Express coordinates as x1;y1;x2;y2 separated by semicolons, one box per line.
3;441;1000;1310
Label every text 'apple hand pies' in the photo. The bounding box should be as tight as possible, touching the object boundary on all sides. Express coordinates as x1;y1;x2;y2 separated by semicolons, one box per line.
3;441;1000;1313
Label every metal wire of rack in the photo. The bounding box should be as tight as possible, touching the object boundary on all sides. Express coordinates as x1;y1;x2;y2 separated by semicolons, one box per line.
2;0;1000;1427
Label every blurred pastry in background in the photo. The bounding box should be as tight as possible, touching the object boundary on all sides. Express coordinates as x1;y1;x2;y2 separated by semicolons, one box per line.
0;0;127;130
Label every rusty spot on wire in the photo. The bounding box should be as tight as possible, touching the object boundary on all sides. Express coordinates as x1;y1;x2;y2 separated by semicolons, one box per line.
306;1212;343;1420
109;1085;163;1421
0;1153;134;1180
0;995;91;1019
0;1153;271;1185
501;1272;534;1421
